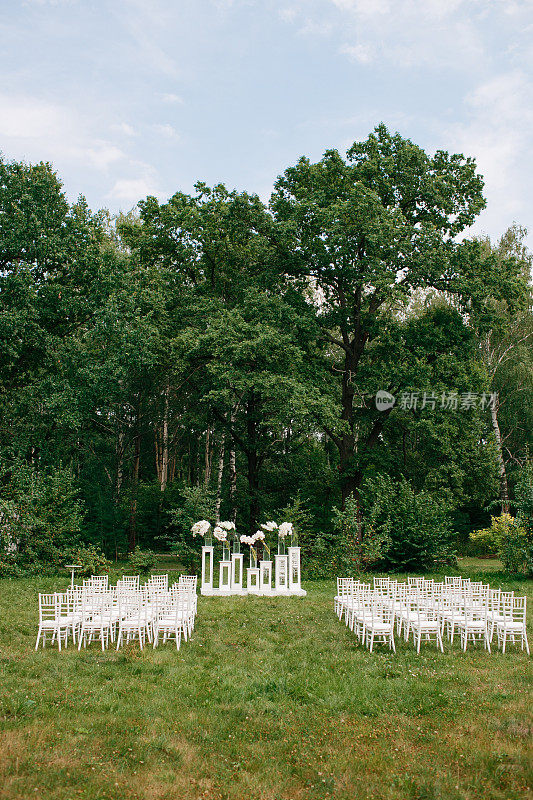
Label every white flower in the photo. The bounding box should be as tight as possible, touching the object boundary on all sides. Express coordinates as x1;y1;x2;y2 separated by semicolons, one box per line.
278;522;293;538
261;521;278;532
219;521;235;531
191;520;211;538
240;535;255;546
253;530;265;542
213;526;227;542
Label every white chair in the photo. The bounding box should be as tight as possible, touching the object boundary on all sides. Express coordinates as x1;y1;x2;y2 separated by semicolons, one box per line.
364;597;396;652
78;592;114;651
153;595;190;650
116;593;150;650
455;602;490;653
411;601;444;653
496;596;529;654
35;593;71;651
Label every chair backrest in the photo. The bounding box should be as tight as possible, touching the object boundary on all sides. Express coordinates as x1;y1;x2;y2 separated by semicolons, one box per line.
511;596;526;624
178;575;197;592
445;576;462;587
148;574;168;592
118;576;140;590
38;593;57;623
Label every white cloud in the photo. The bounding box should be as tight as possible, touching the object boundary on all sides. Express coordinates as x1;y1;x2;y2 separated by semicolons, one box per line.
339;42;374;64
86;142;125;170
153;123;180;140
331;0;486;69
445;70;533;236
111;122;136;137
279;7;298;23
106;178;158;205
161;92;184;105
0;94;128;172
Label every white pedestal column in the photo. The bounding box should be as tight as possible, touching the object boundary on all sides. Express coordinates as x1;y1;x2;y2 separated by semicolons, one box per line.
247;567;260;594
201;546;214;595
231;553;244;594
288;547;306;595
219;560;232;594
275;554;289;594
259;560;272;594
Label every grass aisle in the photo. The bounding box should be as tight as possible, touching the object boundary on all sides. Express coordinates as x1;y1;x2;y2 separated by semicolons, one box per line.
0;575;532;800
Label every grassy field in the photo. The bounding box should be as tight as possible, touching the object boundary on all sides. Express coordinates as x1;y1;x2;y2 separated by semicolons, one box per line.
0;561;531;800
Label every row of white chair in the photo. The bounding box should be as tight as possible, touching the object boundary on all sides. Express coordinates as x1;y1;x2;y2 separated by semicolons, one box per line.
36;574;198;651
335;577;529;655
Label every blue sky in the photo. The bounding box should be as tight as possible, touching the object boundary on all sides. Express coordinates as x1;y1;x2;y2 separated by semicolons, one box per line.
1;0;532;243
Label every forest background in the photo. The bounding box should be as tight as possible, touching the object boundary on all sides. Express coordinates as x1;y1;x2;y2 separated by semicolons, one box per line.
1;125;532;578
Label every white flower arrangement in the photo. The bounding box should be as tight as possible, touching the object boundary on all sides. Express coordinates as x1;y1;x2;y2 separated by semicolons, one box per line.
191;520;211;538
278;522;293;538
213;526;227;542
240;535;255;546
219;521;235;531
261;521;278;532
253;530;265;542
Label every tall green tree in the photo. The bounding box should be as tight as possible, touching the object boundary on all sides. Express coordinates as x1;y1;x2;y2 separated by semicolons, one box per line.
270;124;522;508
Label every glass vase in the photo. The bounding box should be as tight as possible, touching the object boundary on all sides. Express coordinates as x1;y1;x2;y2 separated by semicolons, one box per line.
290;531;299;548
204;534;213;548
278;536;286;555
250;546;258;568
232;537;240;555
222;542;231;561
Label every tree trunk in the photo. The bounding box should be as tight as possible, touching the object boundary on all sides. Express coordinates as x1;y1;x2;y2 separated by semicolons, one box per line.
215;430;225;523
490;398;510;515
204;424;212;487
161;384;169;492
116;426;124;500
229;409;237;523
246;392;260;536
128;406;141;552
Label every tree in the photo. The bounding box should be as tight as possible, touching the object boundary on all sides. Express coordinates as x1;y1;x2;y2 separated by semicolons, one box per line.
270;124;522;510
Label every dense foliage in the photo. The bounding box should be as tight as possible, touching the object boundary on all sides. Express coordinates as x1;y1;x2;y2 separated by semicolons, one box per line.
1;127;531;575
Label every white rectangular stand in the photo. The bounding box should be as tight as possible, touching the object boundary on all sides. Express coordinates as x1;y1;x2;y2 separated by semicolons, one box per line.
201;546;214;595
275;554;289;594
219;560;232;594
231;553;244;593
259;560;272;594
247;567;260;594
288;547;305;595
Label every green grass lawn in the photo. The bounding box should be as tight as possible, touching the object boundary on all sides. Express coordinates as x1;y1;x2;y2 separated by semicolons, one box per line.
0;562;531;800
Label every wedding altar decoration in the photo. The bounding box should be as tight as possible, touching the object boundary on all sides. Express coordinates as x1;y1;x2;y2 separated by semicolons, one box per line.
196;517;305;597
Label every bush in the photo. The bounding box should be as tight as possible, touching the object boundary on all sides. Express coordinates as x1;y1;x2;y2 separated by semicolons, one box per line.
500;464;533;575
331;493;390;575
500;524;531;575
69;544;110;578
469;514;515;556
166;485;215;574
0;461;85;573
129;546;157;575
360;475;455;572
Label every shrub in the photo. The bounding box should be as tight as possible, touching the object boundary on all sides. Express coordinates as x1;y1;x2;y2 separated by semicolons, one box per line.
332;493;390;574
469;514;515;556
500;464;533;575
69;544;110;578
0;461;85;573
166;485;215;574
129;546;157;575
360;474;455;572
500;524;531;575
